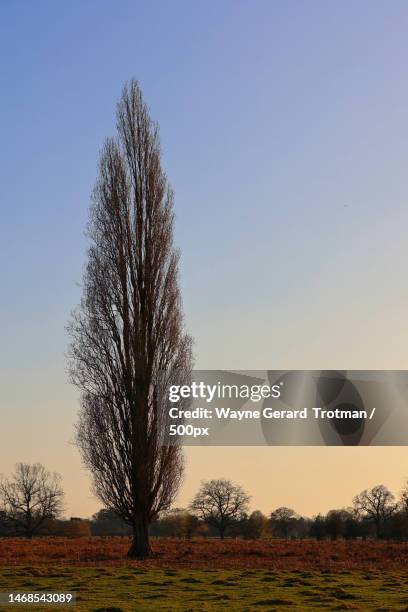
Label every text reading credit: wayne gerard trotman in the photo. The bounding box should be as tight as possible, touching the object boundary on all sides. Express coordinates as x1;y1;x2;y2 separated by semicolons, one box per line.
161;371;398;446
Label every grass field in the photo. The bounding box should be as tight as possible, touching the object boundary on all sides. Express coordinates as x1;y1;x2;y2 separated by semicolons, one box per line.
0;539;408;610
0;566;408;611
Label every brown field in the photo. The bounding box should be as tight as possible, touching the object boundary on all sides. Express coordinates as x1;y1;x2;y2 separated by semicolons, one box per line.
1;537;408;570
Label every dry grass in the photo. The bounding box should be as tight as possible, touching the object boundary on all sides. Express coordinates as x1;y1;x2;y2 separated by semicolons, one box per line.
1;537;408;570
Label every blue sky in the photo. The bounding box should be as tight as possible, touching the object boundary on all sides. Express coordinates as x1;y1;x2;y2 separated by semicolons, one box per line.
1;1;408;516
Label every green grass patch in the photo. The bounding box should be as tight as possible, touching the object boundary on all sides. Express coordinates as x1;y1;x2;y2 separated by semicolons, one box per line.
0;567;407;610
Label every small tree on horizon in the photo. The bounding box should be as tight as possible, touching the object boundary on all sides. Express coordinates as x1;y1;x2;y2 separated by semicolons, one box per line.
190;478;250;539
239;510;268;539
324;508;354;540
399;480;408;514
68;79;192;559
0;463;64;539
353;484;396;538
270;506;297;539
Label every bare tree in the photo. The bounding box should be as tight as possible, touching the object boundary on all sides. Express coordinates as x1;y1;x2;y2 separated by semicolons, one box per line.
0;463;64;538
190;479;250;539
353;484;396;538
68;80;192;558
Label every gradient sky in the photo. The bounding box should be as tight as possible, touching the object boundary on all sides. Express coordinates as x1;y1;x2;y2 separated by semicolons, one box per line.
2;0;408;518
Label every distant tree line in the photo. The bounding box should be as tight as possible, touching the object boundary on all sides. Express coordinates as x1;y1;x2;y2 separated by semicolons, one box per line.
149;481;408;541
95;479;408;541
2;467;408;541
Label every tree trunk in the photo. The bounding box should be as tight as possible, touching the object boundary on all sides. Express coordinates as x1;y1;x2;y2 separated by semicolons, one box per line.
127;516;152;559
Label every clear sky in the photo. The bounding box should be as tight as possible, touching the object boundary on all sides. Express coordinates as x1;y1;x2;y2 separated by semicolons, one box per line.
1;0;408;518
